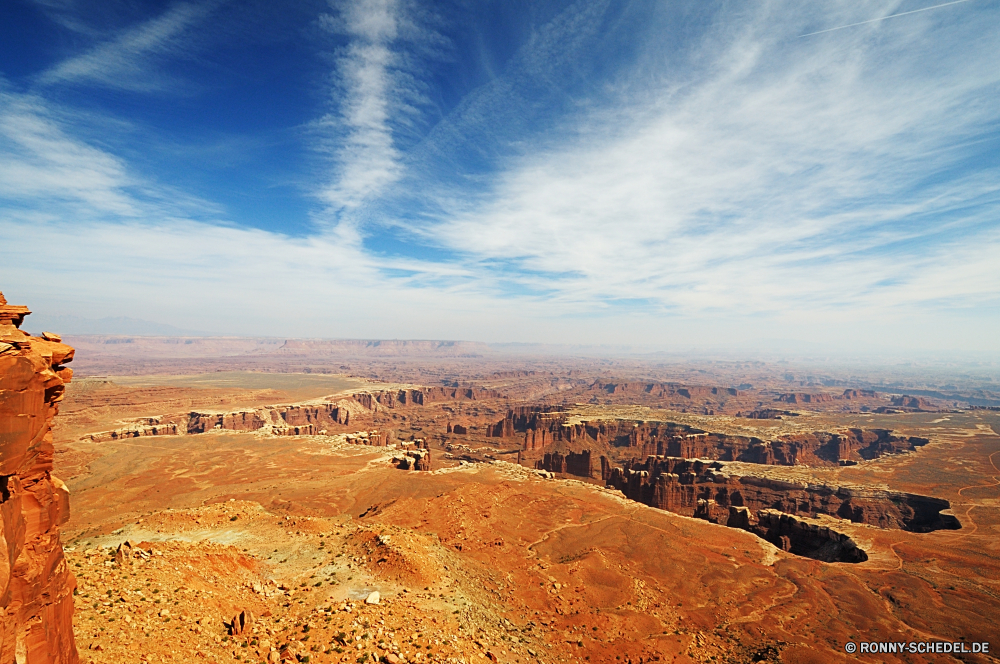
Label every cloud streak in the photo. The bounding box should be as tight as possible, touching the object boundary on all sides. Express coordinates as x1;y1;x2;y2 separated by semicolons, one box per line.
316;0;410;214
400;0;1000;319
37;2;209;92
798;0;977;38
0;88;139;216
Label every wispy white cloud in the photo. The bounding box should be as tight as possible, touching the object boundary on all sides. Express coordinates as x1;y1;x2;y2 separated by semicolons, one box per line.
37;2;208;92
2;0;999;354
404;0;1000;320
315;0;408;213
0;83;496;339
0;88;140;216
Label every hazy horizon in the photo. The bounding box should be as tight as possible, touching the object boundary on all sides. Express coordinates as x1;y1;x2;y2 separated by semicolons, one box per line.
2;0;998;354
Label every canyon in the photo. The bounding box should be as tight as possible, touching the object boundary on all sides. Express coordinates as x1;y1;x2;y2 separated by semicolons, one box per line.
1;316;998;663
494;406;930;466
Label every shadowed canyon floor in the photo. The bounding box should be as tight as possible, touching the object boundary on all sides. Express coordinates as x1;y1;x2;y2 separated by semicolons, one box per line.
47;365;1000;664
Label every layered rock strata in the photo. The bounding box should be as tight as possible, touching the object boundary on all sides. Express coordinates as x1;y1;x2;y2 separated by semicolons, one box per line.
720;508;868;563
604;456;960;533
0;293;78;663
83;417;179;442
395;449;431;471
590;382;741;399
537;451;597;478
491;409;927;466
84;386;502;443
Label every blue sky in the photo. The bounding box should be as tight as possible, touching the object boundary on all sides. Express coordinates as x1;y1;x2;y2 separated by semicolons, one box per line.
1;0;998;354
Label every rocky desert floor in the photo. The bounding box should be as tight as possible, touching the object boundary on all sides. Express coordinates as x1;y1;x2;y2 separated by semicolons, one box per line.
49;361;1000;664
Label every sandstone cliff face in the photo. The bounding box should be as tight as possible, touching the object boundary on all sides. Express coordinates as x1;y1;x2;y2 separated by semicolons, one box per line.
0;293;78;664
492;408;927;466
591;382;741;399
83;385;504;444
776;393;836;404
603;455;960;533
536;450;596;478
360;386;502;409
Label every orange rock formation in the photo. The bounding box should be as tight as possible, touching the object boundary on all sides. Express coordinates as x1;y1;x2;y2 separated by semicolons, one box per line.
0;293;78;664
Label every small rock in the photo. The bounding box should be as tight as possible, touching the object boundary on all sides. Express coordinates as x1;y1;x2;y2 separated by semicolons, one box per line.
365;591;381;605
386;655;401;664
229;609;253;636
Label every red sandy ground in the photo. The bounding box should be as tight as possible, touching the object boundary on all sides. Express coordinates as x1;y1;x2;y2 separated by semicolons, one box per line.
52;372;1000;664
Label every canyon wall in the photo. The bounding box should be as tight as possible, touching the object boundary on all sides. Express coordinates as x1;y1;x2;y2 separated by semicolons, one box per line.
536;451;597;478
358;386;502;409
0;293;78;664
621;426;928;466
604;456;960;533
490;408;927;466
86;385;504;442
590;382;741;399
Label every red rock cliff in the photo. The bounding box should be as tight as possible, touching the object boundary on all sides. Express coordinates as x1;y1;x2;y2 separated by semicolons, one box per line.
0;292;78;664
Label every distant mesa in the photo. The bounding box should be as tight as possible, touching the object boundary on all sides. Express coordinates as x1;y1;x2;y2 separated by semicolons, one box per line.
886;395;940;412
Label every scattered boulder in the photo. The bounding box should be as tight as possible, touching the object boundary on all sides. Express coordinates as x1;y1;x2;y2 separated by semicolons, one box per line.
229;609;254;636
365;591;381;605
114;540;136;564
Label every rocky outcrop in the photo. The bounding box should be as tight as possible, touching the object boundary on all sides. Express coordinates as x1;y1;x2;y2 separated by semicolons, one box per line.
395;449;431;471
707;507;867;563
590;382;741;399
359;387;501;410
485;406;562;441
84;417;179;442
734;409;795;419
536;451;597;478
889;395;939;411
0;293;78;663
580;382;756;413
228;610;254;637
187;397;372;434
344;430;395;446
776;393;836;404
604;455;960;533
694;503;867;562
84;385;503;443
